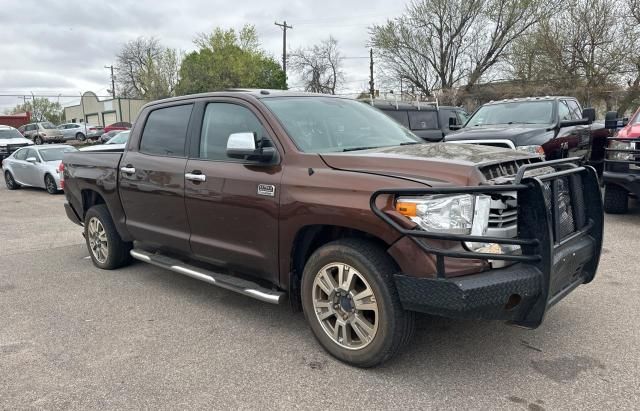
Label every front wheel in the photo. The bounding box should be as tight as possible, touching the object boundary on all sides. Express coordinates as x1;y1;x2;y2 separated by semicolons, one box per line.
4;171;20;190
604;184;628;214
76;132;86;141
34;136;43;145
84;204;132;269
301;239;414;368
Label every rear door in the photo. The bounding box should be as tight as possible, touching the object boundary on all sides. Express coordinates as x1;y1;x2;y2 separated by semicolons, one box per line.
183;99;282;283
118;103;194;253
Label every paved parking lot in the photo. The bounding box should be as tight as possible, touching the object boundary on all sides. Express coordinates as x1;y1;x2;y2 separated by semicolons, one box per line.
1;184;639;410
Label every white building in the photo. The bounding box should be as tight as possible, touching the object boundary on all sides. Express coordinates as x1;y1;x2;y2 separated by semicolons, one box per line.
63;91;148;126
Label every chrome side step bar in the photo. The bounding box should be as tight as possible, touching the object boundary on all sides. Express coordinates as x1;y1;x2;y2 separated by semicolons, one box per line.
130;249;286;304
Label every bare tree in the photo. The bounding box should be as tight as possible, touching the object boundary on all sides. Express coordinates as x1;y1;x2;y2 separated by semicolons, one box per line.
290;37;344;94
618;0;640;113
369;0;555;98
115;37;181;100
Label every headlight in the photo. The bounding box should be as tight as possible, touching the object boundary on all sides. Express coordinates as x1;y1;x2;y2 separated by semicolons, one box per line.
516;145;545;156
395;194;476;234
609;140;633;160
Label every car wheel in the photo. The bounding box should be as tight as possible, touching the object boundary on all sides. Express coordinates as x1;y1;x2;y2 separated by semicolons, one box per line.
34;136;43;145
84;204;133;270
76;132;86;141
44;174;58;194
4;171;20;190
604;184;628;214
301;238;414;368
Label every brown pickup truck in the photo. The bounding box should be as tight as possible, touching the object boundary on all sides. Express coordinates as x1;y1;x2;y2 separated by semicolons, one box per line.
61;90;604;367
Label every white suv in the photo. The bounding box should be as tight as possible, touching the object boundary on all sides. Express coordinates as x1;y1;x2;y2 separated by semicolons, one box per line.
0;125;34;160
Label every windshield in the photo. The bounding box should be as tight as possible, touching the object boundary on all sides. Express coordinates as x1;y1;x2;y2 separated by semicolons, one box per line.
39;146;76;161
466;101;554;127
107;131;129;144
40;122;56;129
0;129;24;139
262;97;420;153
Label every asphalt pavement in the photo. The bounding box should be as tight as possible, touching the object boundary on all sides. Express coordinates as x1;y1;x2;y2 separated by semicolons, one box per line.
1;184;639;410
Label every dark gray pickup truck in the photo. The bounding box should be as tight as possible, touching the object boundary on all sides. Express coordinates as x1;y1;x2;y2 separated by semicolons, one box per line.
61;90;604;367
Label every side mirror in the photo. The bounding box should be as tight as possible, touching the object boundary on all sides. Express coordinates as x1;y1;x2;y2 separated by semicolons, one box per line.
226;132;276;163
582;107;596;124
26;157;37;163
448;117;462;131
604;111;628;129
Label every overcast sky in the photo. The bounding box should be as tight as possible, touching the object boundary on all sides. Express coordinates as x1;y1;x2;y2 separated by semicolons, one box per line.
0;0;405;113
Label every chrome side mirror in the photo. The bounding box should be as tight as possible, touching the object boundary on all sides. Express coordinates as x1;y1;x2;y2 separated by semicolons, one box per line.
226;132;276;163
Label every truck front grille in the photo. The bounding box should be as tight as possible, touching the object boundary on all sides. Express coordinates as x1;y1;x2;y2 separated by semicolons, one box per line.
6;143;29;154
480;158;540;180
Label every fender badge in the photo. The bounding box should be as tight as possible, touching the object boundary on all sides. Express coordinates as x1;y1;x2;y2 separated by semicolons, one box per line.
257;184;276;197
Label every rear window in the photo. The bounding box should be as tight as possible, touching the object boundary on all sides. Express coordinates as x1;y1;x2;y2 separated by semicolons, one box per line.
408;111;438;130
139;104;193;157
39;146;77;161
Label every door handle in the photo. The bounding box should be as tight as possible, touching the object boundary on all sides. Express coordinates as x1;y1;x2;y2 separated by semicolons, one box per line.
120;166;136;174
185;172;206;182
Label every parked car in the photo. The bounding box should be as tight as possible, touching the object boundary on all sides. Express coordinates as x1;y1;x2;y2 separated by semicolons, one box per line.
98;129;123;144
2;144;76;194
371;100;469;142
103;122;131;133
602;108;640;214
57;123;103;141
81;131;130;152
0;125;34;160
444;96;611;175
61;91;603;367
21;122;65;145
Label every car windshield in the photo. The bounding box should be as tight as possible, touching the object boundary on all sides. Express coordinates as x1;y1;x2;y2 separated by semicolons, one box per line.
39;146;76;161
632;111;640;125
40;122;56;129
466;101;554;127
262;97;420;153
0;129;24;139
107;131;129;144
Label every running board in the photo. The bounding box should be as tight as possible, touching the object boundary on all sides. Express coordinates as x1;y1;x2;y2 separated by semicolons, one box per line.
130;249;286;304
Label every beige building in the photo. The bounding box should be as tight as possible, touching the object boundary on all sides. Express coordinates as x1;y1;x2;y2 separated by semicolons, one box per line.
63;91;148;126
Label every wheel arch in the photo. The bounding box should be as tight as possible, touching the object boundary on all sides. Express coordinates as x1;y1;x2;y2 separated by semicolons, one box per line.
286;224;399;311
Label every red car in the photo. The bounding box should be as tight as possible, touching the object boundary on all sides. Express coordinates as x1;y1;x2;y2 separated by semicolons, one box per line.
102;122;131;134
603;107;640;214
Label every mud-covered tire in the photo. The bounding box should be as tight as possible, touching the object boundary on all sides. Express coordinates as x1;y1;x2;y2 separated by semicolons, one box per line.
301;238;414;368
603;184;628;214
4;171;20;190
84;204;132;269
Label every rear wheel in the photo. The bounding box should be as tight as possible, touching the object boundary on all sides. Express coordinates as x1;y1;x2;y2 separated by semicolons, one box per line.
84;204;132;269
76;132;86;141
4;171;20;190
44;174;58;194
604;184;629;214
301;239;414;368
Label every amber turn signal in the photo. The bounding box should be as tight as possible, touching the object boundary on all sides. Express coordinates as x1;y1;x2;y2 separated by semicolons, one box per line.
395;201;417;217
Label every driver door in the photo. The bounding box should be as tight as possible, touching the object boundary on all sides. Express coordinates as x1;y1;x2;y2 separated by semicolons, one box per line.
183;99;282;283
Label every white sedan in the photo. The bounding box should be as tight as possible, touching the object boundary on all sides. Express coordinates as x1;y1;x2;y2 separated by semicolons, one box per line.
2;145;77;194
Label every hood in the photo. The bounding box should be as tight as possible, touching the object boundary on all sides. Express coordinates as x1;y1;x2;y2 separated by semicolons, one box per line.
619;123;640;138
445;124;553;145
319;143;537;186
0;137;33;146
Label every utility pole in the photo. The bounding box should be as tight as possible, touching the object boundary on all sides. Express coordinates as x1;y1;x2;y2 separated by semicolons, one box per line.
104;65;116;99
369;48;375;99
274;21;293;86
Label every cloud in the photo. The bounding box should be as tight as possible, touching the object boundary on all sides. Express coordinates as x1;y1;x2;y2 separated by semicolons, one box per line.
0;0;404;111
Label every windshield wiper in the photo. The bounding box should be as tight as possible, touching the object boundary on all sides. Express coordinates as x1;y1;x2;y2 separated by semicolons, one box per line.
399;141;420;146
342;146;381;152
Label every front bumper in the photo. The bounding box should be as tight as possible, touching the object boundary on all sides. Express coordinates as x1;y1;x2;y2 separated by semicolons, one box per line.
372;158;603;329
603;171;640;197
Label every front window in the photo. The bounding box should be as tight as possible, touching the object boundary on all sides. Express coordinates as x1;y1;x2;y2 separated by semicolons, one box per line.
262;97;420;153
466;101;554;127
40;122;56;129
39;146;77;161
0;128;24;139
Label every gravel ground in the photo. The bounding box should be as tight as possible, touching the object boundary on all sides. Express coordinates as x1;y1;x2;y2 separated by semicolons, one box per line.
0;184;638;410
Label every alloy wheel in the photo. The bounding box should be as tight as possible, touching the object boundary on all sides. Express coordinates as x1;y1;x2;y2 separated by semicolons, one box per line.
5;172;14;189
45;175;57;193
87;217;109;264
312;262;379;350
